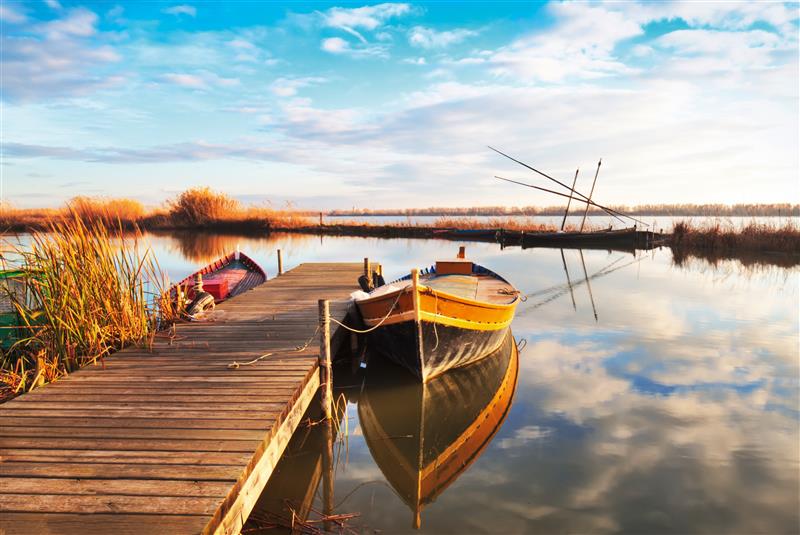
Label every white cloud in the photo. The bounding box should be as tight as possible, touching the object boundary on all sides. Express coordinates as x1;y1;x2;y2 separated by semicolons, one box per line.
655;28;786;72
321;37;386;57
487;3;643;82
163;4;197;17
0;5;27;23
2;8;123;101
159;71;239;89
44;0;62;10
321;37;349;53
321;3;411;32
408;26;477;48
270;76;327;97
36;7;99;38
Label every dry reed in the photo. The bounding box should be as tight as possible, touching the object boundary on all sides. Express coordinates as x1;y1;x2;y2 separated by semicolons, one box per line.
0;217;177;399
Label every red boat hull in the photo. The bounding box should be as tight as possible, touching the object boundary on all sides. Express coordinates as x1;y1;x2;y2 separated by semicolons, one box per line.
173;251;267;303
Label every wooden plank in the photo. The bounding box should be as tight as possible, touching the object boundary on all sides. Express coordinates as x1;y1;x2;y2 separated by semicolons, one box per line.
0;494;222;515
205;367;321;535
0;262;364;535
0;462;242;480
0;478;232;497
0;513;208;535
0;438;263;453
0;449;252;465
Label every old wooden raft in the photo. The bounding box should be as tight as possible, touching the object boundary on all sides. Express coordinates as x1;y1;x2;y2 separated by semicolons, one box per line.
0;262;365;535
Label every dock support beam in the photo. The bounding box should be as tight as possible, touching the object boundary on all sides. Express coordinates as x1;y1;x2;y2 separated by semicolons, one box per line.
277;249;283;276
318;299;333;420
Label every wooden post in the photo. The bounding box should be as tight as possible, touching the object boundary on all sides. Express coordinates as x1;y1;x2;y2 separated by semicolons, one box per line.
363;257;371;290
322;416;335;532
318;299;332;420
457;246;466;259
276;249;283;276
319;212;323;226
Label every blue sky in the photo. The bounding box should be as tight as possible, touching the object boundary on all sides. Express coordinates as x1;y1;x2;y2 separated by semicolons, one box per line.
2;1;798;209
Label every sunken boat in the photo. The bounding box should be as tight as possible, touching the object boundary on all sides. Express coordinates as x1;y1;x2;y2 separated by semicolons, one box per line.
354;248;520;382
359;331;519;528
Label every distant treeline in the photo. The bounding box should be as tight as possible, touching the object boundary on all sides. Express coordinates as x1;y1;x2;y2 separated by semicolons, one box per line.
329;203;799;217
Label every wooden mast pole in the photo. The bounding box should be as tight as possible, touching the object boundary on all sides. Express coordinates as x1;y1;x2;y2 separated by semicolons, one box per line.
561;168;579;231
560;249;577;311
579;250;598;322
580;159;602;232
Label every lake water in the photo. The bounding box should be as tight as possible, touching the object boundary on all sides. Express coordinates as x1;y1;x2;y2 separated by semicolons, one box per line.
134;231;798;534
3;230;797;533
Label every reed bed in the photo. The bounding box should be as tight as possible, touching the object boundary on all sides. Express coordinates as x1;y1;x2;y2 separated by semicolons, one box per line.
0;217;178;400
671;220;800;254
670;219;800;268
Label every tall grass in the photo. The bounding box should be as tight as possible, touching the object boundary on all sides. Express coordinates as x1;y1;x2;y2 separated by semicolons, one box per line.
671;220;800;253
0;217;178;399
68;196;145;225
167;186;242;225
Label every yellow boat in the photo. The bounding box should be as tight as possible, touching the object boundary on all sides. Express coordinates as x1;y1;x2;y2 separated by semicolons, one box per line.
354;249;520;382
358;331;519;528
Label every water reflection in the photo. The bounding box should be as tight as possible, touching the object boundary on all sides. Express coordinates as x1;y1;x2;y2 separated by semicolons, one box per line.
359;332;519;529
9;229;790;533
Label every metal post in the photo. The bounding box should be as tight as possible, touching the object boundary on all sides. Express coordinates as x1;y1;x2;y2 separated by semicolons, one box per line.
560;168;579;231
457;246;466;259
318;299;332;420
276;249;283;276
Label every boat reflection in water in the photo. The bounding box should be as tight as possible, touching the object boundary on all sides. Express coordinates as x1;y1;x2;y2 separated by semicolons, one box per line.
359;331;519;529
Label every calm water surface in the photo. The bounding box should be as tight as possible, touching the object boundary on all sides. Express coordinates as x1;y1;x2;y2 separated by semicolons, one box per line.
6;231;795;533
137;231;799;534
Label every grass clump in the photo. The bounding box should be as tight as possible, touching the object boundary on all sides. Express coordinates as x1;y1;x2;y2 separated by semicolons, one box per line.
0;217;178;400
167;186;242;225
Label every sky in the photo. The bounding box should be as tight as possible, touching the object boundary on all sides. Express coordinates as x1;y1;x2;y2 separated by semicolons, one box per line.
1;1;798;210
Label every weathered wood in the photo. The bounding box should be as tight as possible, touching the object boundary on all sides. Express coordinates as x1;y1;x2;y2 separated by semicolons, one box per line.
0;262;365;535
319;299;333;420
0;513;208;535
0;478;232;497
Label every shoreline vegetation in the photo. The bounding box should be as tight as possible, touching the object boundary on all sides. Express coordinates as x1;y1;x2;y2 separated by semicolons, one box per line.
0;218;178;401
0;187;798;259
0;191;797;401
328;204;799;217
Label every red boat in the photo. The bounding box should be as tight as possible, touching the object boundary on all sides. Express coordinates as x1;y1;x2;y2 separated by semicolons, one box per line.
173;250;267;306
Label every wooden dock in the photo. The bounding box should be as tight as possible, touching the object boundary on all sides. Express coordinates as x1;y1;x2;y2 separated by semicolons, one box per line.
0;262;365;535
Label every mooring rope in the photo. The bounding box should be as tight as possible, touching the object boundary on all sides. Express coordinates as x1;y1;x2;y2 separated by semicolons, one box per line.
328;287;406;334
228;285;405;368
227;324;321;369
